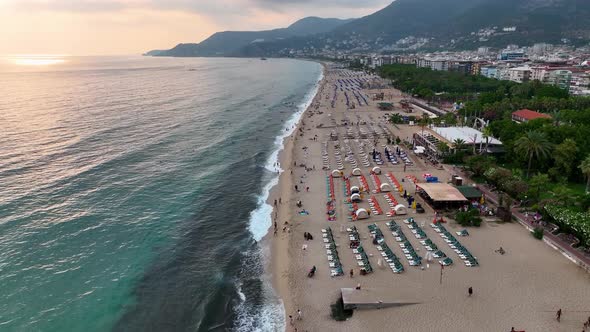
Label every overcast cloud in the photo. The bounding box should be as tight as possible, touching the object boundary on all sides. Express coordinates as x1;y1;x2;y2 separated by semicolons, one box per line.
0;0;391;55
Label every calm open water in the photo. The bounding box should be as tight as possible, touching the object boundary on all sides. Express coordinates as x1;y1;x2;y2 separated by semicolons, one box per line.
0;56;322;331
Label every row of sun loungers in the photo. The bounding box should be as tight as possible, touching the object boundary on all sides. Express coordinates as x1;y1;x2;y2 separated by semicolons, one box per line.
326;176;336;221
367;196;383;215
342;140;358;169
384;146;400;164
322;227;344;277
399;150;413;166
386;172;403;192
358;174;370;192
333;142;345;170
321;142;330;170
431;223;479;267
401;218;453;266
386;221;422;266
355;141;372;167
404;217;427;240
368;224;404;273
370;173;382;193
347;226;373;273
384;193;399;217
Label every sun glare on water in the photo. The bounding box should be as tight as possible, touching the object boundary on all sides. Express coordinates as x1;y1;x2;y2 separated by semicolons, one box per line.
12;55;66;66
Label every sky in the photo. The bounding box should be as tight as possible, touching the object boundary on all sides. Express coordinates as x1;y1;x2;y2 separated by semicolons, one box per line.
0;0;391;55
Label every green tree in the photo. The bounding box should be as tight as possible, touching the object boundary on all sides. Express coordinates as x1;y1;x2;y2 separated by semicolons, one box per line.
552;138;578;180
481;126;493;155
528;173;550;201
550;185;576;206
514;131;553;178
436;142;450;155
579;155;590;194
466;155;494;177
453;138;466;154
418;116;430;135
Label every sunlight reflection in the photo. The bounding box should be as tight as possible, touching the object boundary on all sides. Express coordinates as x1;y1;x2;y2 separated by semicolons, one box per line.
13;56;66;66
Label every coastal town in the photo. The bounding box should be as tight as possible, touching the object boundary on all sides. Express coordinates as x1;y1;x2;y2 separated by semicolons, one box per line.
290;44;590;97
271;64;590;332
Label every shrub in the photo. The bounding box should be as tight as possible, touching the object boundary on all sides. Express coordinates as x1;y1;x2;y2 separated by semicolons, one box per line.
545;205;590;246
532;227;544;240
455;209;483;227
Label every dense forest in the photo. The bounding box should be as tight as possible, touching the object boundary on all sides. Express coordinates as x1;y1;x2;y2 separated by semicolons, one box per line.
379;64;590;246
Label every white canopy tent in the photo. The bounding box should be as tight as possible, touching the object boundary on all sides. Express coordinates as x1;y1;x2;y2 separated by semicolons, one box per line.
380;183;393;192
351;193;362;202
394;204;408;215
331;170;342;178
352;168;362;176
356;208;369;219
372;166;382;175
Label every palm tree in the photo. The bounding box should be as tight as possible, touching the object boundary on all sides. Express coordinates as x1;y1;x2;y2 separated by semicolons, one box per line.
579;155;590;193
514;131;552;178
419;116;430;135
453;138;466;154
481;126;493;155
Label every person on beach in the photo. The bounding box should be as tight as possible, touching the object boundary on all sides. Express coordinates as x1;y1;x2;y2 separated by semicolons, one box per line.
556;308;562;322
295;185;299;192
289;315;294;326
306;186;309;192
297;309;302;320
274;199;277;207
279;198;282;204
468;287;473;296
350;269;354;278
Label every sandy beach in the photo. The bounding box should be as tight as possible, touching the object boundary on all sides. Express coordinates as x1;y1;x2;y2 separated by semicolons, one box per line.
265;64;590;332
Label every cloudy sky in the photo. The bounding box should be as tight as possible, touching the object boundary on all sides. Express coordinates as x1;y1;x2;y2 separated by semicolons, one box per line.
0;0;391;55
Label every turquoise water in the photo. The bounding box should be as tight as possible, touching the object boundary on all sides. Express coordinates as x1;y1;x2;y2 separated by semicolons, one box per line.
0;56;322;331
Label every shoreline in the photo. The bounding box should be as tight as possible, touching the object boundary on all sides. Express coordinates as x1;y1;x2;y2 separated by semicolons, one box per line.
258;62;326;331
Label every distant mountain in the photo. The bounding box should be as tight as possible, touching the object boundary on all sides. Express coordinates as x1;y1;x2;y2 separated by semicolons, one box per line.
148;16;354;57
239;0;590;55
150;0;590;58
286;17;355;36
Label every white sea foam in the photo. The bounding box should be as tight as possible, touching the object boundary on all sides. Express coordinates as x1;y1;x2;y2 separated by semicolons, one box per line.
240;62;323;332
248;63;324;242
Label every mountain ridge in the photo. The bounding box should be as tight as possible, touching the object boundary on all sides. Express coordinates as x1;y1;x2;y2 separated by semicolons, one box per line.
148;0;590;57
148;16;354;57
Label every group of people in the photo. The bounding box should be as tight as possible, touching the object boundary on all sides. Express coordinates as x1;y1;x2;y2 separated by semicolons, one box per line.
288;309;303;331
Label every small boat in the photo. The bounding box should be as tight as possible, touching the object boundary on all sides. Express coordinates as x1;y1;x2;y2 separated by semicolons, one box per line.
260;57;267;61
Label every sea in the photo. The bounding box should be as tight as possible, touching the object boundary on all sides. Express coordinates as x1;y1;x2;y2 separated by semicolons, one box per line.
0;55;322;331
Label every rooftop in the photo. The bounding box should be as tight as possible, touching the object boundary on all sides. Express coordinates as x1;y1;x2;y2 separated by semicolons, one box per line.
416;183;468;202
455;186;483;200
512;109;552;121
431;126;502;145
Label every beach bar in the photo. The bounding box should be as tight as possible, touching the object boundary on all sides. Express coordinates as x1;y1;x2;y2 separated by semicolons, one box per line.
416;183;468;209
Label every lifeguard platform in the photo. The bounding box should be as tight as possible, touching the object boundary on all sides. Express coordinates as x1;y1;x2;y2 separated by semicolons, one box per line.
341;288;420;310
